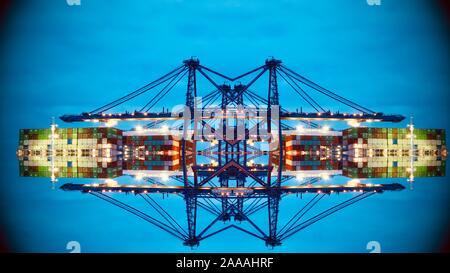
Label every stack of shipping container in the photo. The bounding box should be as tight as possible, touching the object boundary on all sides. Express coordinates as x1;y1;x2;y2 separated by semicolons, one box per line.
122;133;195;171
17;128;123;178
342;127;446;178
282;134;342;171
123;134;180;171
343;127;446;156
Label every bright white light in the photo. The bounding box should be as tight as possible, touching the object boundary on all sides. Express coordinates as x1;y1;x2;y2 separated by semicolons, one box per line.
135;172;145;180
296;125;304;132
295;174;304;181
160;173;169;182
321;125;330;132
104;179;118;187
161;125;169;132
247;160;255;166
321;174;330;181
135;125;144;132
347;179;361;187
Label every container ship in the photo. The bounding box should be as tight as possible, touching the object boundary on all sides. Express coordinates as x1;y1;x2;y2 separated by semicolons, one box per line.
16;128;123;179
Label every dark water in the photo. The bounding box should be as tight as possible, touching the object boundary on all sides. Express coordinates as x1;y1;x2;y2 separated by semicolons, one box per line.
0;0;449;252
